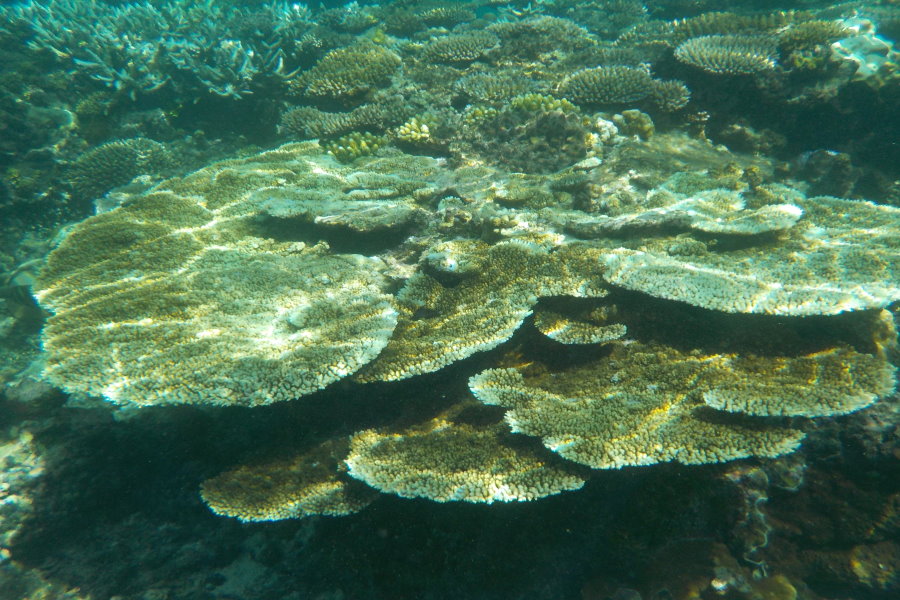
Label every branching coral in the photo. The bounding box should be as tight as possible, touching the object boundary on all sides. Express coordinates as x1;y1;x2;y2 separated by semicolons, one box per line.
675;34;779;74
557;65;655;106
420;31;499;64
293;42;401;100
68;137;173;200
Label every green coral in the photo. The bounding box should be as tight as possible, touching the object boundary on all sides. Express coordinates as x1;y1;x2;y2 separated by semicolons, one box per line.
600;194;900;315
558;65;655;107
68;137;172;200
420;31;499;64
509;93;577;114
346;417;585;504
201;439;377;521
470;323;893;470
675;35;779;74
292;42;400;100
355;240;609;383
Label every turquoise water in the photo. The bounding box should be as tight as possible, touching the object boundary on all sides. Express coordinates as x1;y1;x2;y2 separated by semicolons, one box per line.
0;1;898;598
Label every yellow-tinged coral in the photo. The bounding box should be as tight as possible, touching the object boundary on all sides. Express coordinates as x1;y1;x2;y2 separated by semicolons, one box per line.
532;307;627;345
201;439;376;521
36;143;401;407
509;93;577;114
355;240;609;382
321;131;386;162
345;420;585;503
702;342;897;417
600;196;900;316
675;35;779;74
469;343;812;469
395;117;433;143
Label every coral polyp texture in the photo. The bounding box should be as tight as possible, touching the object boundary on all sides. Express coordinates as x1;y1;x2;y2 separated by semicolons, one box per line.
600;195;900;316
293;43;401;100
675;35;779;74
201;439;377;522
345;419;586;503
29;124;900;523
557;65;655;107
469;330;894;469
36;143;402;407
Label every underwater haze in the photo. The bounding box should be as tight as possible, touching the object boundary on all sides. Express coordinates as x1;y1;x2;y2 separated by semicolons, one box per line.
1;0;899;598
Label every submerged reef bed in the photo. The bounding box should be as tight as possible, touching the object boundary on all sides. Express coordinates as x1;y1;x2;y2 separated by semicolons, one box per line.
1;0;900;598
32;136;900;519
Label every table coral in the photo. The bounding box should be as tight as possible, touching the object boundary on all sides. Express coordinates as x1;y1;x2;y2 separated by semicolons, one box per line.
346;419;585;504
37;143;401;407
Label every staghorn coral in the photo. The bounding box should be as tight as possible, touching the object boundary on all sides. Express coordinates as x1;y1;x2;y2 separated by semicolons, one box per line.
37;143;403;407
293;42;400;101
557;65;655;107
600;194;900;316
420;31;499;64
346;418;585;503
201;439;377;521
68;137;173;200
14;0;311;100
675;34;779;74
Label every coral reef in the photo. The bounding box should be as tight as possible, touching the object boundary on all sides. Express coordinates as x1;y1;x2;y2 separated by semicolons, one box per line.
67;137;173;201
558;65;655;106
420;31;499;64
292;43;401;101
675;34;779;74
346;417;585;503
2;0;900;597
